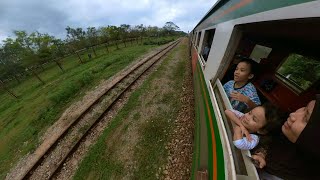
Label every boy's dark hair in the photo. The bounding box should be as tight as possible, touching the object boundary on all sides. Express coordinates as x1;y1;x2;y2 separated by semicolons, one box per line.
235;54;259;75
261;102;282;134
238;58;259;75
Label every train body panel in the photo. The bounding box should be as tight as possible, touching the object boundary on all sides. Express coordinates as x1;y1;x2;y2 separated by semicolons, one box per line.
191;49;226;179
190;0;320;179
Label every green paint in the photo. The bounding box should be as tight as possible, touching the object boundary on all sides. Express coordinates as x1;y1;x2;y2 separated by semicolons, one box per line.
194;61;225;179
196;0;315;30
197;67;213;179
191;73;202;180
196;75;202;167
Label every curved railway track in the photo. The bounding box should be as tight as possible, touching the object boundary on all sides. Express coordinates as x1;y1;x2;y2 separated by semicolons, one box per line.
8;39;180;180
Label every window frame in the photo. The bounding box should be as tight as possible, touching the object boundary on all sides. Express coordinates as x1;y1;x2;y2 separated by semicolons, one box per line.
275;53;320;94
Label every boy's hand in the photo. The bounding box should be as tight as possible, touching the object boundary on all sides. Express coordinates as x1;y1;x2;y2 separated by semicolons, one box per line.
252;153;266;168
230;92;249;104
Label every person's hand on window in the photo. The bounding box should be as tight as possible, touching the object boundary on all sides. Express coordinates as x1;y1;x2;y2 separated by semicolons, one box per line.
252;153;266;168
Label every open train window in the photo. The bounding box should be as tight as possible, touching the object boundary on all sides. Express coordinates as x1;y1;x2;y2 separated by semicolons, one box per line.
196;31;202;48
193;31;196;43
276;53;320;94
200;29;215;63
212;79;259;179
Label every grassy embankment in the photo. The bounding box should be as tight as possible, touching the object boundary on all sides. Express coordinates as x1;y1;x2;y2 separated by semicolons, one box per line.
74;39;189;179
0;36;178;179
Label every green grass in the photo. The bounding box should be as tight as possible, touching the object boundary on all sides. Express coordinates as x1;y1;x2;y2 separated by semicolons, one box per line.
0;36;178;179
73;39;188;179
143;36;177;45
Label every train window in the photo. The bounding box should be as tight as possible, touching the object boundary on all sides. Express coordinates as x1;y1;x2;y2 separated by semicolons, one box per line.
213;80;250;176
201;29;215;62
196;32;202;48
276;53;320;93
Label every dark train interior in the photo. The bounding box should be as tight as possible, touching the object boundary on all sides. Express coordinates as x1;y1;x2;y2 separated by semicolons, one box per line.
222;18;320;113
206;18;320;176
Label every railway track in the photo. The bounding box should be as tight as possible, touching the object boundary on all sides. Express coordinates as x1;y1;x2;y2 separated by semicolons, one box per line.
7;39;180;180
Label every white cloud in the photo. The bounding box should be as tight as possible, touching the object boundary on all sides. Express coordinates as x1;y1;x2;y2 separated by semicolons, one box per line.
0;0;216;42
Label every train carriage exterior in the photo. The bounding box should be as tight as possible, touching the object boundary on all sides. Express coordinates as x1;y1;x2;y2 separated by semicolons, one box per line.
189;0;320;179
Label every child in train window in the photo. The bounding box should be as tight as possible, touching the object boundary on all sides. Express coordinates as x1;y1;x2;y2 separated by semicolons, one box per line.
225;103;280;150
223;58;261;112
202;43;211;61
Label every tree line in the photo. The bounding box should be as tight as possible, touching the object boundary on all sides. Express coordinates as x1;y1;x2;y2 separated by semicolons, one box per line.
0;22;184;85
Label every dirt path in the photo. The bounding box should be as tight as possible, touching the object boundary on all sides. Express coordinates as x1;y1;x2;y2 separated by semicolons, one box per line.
160;39;194;180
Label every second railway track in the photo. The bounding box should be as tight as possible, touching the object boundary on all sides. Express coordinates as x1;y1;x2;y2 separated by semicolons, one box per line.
7;39;180;180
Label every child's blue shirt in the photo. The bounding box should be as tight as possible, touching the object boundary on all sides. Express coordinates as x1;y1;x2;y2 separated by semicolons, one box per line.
223;80;261;112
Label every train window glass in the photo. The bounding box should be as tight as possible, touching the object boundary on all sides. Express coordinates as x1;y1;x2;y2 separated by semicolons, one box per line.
276;53;320;93
201;29;216;62
249;44;272;63
196;32;202;48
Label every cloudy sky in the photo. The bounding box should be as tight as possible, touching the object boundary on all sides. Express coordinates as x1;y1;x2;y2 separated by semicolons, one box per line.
0;0;217;42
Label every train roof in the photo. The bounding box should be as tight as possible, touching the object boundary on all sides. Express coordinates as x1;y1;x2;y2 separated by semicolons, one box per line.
194;0;315;31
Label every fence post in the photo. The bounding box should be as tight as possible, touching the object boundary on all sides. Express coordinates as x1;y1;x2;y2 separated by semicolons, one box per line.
0;80;18;99
54;59;64;72
115;41;119;50
31;70;45;84
92;46;97;57
75;51;83;64
123;39;126;47
104;43;109;53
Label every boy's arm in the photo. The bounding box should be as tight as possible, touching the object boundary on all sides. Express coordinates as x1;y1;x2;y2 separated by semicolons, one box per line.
245;98;258;109
230;92;258;109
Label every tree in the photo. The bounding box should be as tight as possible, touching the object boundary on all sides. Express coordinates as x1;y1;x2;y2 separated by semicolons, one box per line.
65;26;86;50
51;39;66;58
65;26;86;63
278;54;320;90
163;22;180;35
146;26;161;37
98;27;110;53
31;32;55;64
12;31;38;67
51;39;66;72
0;44;25;82
86;27;98;56
106;26;121;49
86;27;98;46
119;24;130;47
